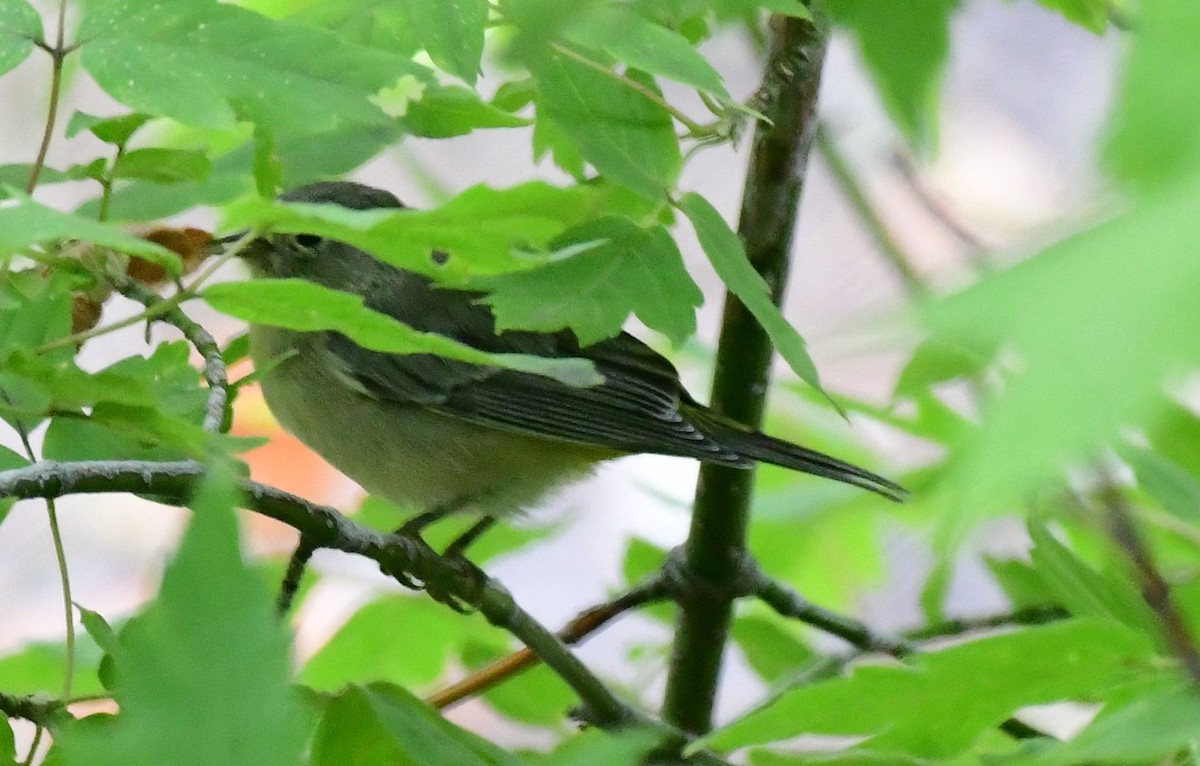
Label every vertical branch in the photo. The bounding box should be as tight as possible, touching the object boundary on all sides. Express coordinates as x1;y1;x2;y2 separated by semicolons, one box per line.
26;0;70;194
662;11;829;734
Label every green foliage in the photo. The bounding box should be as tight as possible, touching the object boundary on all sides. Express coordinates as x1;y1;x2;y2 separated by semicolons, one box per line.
1;0;1198;764
706;620;1155;758
0;0;40;77
826;0;958;151
52;468;307;766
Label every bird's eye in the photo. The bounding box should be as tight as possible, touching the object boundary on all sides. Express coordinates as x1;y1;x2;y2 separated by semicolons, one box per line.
291;233;323;250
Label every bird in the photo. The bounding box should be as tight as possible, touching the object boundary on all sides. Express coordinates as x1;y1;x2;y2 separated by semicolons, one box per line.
237;181;905;552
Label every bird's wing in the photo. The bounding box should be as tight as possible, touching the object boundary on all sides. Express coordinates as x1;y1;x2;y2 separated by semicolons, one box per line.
323;319;749;466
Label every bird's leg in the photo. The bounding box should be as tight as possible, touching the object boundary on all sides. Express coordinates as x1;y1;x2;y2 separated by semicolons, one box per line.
396;502;462;538
443;516;497;559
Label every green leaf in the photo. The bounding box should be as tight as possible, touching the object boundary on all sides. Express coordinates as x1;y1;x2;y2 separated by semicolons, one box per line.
77;0;430;135
1027;521;1159;639
400;84;531;138
1017;679;1200;765
300;595;506;691
474;654;574;727
1124;446;1200;523
524;45;681;200
65;111;151;145
704;620;1155;758
1105;0;1200;188
537;729;662;766
112;148;212;184
984;556;1059;611
222;181;630;280
731;615;814;684
678;192;834;409
205;278;601;386
311;683;524;766
826;0;957;151
893;337;991;399
0;443;27;525
0;194;180;268
392;0;487;84
562;7;729;98
0;637;107;699
0;0;40;77
0;164;69;187
0;718;12;764
481;216;702;346
924;182;1200;506
55;466;307;766
1034;0;1111;33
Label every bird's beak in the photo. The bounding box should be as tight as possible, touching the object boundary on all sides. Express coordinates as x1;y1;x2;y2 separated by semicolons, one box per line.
209;231;272;267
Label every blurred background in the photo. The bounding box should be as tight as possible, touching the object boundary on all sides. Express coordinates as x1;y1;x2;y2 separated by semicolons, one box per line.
0;0;1121;742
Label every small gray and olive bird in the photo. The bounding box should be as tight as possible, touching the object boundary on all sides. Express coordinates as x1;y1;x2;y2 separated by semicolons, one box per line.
240;181;904;545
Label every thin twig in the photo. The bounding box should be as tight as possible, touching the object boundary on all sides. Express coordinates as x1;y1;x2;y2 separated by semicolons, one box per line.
816;124;926;296
277;537;317;616
1101;484;1200;686
890;149;988;256
114;279;230;433
427;574;670;709
754;575;914;656
25;0;69;194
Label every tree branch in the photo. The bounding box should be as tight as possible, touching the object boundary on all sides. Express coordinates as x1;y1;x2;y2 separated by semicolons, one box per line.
1101;483;1200;687
0;459;748;763
427;574;670;709
662;11;830;735
114;279;230;433
754;574;914;656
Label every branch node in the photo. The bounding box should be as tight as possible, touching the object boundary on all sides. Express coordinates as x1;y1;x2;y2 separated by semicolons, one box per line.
662;546;760;606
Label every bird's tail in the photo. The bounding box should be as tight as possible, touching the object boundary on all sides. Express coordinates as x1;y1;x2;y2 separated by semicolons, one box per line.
684;406;907;503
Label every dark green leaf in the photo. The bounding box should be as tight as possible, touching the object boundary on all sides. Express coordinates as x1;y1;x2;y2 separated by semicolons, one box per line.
678;192;834;409
1105;0;1200;188
0;0;40;76
482;217;702;345
401;84;530;138
525;45;681;199
0;443;27;524
826;0;957;151
1027;521;1159;639
205;278;600;386
301;595;507;690
0;195;179;268
77;0;430;135
562;7;729;97
55;467;306;766
222;181;628;279
704;620;1155;758
1017;678;1200;765
113;148;212;183
393;0;488;84
65;111;151;145
0;716;12;764
311;683;524;766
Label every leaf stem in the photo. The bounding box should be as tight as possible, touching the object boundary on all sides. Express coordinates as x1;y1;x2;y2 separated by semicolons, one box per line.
25;0;70;194
662;12;830;735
